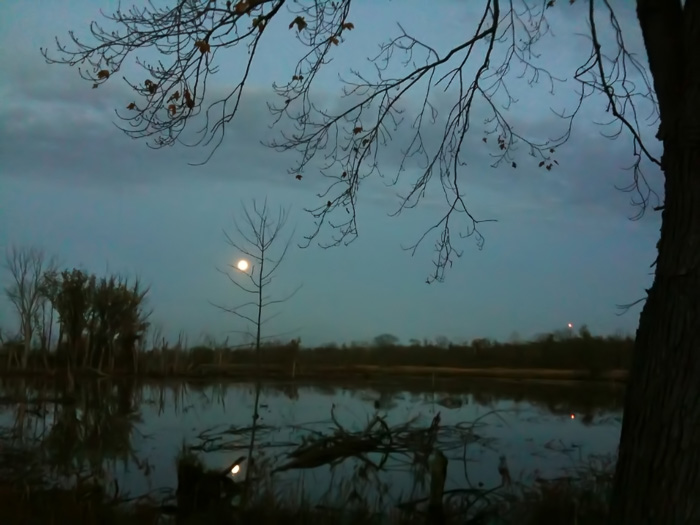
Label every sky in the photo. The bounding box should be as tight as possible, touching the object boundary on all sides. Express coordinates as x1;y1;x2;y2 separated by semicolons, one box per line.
0;0;663;347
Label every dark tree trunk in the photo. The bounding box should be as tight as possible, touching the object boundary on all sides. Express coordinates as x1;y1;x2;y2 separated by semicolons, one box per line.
608;2;700;522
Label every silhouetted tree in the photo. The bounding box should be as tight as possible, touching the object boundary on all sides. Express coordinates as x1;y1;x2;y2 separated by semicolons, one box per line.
44;269;151;374
43;1;700;521
211;199;301;360
373;333;400;347
2;246;58;369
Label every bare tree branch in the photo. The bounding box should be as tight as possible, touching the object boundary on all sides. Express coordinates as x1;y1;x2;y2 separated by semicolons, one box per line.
45;0;662;283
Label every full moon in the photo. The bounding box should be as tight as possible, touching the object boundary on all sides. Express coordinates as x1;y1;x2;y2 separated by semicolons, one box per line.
236;259;249;271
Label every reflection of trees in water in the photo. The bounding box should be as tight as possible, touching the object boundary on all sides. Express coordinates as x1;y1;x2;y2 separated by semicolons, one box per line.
1;379;149;484
0;377;621;518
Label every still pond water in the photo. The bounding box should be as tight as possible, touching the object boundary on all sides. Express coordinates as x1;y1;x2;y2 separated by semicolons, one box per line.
0;378;623;506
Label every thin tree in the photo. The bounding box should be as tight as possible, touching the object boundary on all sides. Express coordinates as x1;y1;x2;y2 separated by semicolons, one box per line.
211;199;301;358
43;1;700;521
2;246;58;370
210;198;301;498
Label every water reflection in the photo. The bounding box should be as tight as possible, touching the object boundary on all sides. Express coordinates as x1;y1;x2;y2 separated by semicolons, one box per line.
0;377;622;516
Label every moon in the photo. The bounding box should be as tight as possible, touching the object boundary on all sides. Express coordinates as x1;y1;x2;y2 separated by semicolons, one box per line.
236;259;249;271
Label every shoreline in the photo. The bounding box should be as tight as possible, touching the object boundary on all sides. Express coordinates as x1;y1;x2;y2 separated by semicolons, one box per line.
0;364;628;383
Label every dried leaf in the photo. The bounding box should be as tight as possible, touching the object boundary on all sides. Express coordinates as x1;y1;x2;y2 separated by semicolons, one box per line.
353;126;363;135
289;16;307;31
539;161;545;167
341;171;347;178
326;200;332;208
168;104;177;116
195;40;211;54
97;69;110;80
341;22;355;30
184;90;194;109
329;36;339;45
234;1;248;13
295;174;302;180
126;102;137;110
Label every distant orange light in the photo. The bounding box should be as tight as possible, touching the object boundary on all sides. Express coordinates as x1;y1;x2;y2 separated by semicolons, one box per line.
570;413;575;419
567;323;573;329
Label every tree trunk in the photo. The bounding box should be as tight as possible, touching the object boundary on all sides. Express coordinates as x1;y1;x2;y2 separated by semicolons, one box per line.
608;2;700;522
21;324;31;370
608;145;700;522
607;6;700;515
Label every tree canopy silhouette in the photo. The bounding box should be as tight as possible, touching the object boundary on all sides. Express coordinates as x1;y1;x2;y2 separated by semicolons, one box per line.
42;1;700;522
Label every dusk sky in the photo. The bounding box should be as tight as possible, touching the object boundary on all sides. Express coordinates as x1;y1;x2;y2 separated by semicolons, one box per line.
0;0;662;347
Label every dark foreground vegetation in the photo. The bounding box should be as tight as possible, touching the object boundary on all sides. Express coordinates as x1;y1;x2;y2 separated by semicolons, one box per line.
0;452;613;525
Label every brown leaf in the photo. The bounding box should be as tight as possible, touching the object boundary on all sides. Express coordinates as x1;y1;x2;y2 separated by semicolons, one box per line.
126;102;137;110
353;126;363;135
97;69;110;80
92;83;99;89
295;174;302;180
184;90;194;109
326;200;332;208
195;40;211;54
289;16;307;31
145;80;158;94
342;22;355;30
539;161;545;167
169;91;180;102
234;1;248;13
168;104;177;116
329;36;339;45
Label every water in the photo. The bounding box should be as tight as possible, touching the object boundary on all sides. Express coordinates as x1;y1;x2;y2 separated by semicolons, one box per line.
0;378;622;509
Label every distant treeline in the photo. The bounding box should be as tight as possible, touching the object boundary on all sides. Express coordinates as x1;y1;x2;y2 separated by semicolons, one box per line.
0;327;633;377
